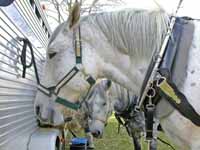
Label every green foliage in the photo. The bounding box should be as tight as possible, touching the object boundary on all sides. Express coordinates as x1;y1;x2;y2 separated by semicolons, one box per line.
66;115;179;150
94;116;178;150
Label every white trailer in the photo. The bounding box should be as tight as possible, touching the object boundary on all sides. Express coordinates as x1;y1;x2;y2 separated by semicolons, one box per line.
0;1;64;150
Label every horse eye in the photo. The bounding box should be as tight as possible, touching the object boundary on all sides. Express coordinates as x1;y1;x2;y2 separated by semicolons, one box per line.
48;52;57;59
103;102;106;106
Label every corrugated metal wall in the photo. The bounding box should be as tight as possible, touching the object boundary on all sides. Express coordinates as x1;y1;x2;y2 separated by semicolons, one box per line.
0;0;50;149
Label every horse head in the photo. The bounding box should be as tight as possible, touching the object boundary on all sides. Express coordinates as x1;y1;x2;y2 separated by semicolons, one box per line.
83;79;112;138
34;2;102;126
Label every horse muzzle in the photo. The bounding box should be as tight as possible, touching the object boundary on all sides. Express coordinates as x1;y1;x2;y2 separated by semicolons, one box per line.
91;130;103;138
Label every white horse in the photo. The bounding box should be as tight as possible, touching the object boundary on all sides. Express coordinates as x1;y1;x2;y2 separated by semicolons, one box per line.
35;2;200;150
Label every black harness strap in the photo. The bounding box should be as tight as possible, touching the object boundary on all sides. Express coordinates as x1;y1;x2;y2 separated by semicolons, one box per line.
145;104;155;140
157;69;200;126
138;17;200;129
138;17;182;110
160;17;183;70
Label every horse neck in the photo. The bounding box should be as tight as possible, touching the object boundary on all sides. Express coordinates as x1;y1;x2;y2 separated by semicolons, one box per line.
83;10;168;94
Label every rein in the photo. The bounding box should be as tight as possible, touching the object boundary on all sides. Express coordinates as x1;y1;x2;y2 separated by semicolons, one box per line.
19;25;96;111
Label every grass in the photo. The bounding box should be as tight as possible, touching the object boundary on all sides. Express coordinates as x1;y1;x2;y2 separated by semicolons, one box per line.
66;115;179;150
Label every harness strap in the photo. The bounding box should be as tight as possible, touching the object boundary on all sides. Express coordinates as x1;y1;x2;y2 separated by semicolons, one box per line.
145;103;155;140
74;26;82;64
136;0;184;110
55;66;79;95
55;96;80;110
157;70;200;126
86;76;96;86
160;17;183;70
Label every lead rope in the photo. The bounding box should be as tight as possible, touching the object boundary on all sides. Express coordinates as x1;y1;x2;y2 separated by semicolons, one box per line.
18;37;41;84
157;137;176;150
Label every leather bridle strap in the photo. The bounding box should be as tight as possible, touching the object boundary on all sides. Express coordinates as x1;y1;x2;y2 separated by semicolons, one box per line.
54;66;79;95
74;25;82;64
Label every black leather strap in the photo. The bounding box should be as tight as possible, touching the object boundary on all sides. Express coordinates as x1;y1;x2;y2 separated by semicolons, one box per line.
145;103;155;140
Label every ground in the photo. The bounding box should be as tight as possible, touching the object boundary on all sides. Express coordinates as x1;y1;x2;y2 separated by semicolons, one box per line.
66;115;179;150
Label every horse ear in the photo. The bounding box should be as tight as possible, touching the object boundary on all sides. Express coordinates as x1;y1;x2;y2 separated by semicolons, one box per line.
67;2;81;29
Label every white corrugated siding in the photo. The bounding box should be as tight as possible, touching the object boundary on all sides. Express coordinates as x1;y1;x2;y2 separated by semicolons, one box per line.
0;0;50;149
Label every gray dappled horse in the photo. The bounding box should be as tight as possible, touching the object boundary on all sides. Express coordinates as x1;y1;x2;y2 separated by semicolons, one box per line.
35;2;200;149
82;80;113;138
86;79;158;150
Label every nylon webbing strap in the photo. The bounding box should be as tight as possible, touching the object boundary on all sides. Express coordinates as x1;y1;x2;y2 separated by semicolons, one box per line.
55;66;79;95
55;96;80;110
38;84;51;96
74;26;82;64
157;70;200;126
145;104;155;140
86;76;96;86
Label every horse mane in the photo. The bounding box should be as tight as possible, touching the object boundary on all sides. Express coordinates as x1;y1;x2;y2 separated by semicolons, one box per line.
86;9;170;58
48;9;170;61
94;80;132;107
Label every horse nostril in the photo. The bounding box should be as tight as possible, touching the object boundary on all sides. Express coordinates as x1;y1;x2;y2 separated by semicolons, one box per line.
35;106;40;116
92;130;101;138
97;130;100;135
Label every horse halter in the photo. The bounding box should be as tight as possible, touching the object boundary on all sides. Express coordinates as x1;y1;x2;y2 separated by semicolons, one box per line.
84;92;112;126
38;25;96;110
